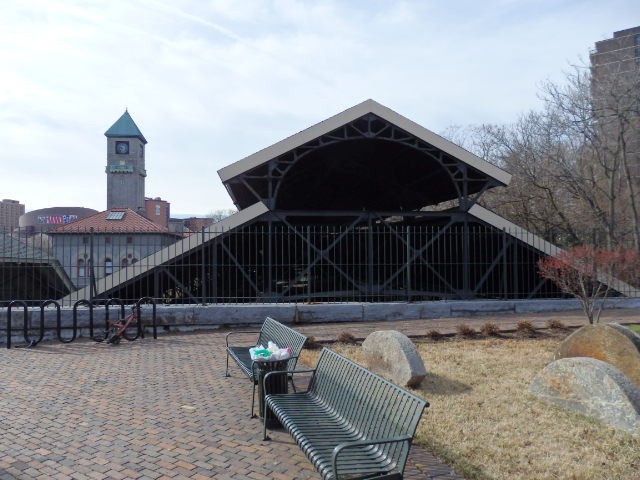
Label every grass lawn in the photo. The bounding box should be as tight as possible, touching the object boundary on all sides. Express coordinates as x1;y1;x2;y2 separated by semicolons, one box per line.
301;330;640;480
628;324;640;334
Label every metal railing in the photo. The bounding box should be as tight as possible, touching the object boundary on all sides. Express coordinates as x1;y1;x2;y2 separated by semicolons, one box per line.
1;224;637;306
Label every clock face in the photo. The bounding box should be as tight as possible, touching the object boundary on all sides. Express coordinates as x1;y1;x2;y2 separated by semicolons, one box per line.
116;141;129;154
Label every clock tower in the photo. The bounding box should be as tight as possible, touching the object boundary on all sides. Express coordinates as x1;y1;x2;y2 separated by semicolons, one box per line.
105;110;147;211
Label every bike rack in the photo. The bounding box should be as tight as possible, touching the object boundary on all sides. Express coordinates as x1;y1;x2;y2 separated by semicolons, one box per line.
3;297;159;347
5;300;46;348
43;299;75;343
74;300;95;340
6;300;28;349
24;301;46;347
136;297;158;339
95;298;126;343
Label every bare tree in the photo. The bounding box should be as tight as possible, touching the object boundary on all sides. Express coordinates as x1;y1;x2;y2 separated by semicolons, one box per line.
209;208;237;223
443;62;640;249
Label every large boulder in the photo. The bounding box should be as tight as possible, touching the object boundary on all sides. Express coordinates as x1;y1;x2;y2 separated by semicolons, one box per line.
362;330;426;388
554;323;640;386
530;357;640;435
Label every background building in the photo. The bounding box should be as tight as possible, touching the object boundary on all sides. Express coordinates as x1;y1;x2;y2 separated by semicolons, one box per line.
144;197;170;228
183;217;214;232
50;207;181;289
19;207;99;234
590;26;640;76
590;26;640;178
0;232;73;304
105;110;147;212
0;199;25;232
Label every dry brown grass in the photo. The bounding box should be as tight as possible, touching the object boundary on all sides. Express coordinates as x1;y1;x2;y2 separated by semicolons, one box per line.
300;337;640;480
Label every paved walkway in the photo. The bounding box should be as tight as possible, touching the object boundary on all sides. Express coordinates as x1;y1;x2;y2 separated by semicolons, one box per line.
0;308;637;480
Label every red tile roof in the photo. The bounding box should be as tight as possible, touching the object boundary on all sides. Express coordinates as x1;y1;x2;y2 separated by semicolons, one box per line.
51;208;169;233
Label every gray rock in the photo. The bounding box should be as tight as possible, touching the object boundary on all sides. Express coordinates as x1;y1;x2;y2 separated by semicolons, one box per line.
530;357;640;435
362;330;427;388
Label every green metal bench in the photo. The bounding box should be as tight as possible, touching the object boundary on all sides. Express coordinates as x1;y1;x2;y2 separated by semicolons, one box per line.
225;316;307;416
262;347;429;480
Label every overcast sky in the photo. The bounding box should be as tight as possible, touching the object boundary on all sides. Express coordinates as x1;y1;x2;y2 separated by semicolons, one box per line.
2;1;639;216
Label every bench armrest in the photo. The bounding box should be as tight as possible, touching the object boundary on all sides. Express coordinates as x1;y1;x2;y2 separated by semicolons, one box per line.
331;435;412;480
225;329;260;347
262;367;316;390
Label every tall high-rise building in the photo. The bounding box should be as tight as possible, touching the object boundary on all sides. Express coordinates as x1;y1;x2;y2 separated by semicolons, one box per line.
105;110;147;212
590;26;640;76
590;27;640;174
0;199;25;232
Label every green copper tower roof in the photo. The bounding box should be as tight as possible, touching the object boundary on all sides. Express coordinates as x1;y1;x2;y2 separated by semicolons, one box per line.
104;110;147;144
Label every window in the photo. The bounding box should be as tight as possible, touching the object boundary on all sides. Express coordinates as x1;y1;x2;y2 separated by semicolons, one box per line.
106;211;125;221
126;236;133;244
105;258;113;276
155;205;161;216
77;259;85;277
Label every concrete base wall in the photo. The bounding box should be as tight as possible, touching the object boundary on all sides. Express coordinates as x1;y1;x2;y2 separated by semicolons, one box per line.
1;298;639;344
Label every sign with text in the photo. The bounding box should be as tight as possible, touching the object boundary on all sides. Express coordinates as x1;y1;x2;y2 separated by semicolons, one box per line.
37;215;79;225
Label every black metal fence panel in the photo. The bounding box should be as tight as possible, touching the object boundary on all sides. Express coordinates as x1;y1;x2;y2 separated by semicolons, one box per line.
1;223;636;307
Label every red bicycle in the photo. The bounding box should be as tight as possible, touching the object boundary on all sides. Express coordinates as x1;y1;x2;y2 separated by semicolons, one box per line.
98;306;139;345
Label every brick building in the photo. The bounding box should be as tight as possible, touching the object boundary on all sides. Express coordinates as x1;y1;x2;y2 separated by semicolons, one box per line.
0;199;25;232
50;207;181;289
144;197;170;229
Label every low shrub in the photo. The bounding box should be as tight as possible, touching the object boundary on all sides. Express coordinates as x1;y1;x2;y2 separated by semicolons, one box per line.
546;319;567;330
480;322;500;336
427;329;444;340
516;320;537;337
336;331;358;345
304;335;323;350
456;324;476;338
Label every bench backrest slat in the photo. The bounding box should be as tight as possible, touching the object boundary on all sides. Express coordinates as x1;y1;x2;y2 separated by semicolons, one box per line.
309;348;428;471
257;317;307;371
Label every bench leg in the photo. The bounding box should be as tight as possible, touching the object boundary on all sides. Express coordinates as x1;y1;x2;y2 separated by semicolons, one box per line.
225;352;230;377
262;405;270;441
251;381;257;418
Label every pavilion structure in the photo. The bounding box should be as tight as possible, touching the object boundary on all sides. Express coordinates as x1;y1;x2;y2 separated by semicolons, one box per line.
66;100;569;305
1;233;72;304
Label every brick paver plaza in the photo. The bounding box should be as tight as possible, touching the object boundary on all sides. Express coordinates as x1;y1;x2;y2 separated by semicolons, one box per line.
0;309;637;480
